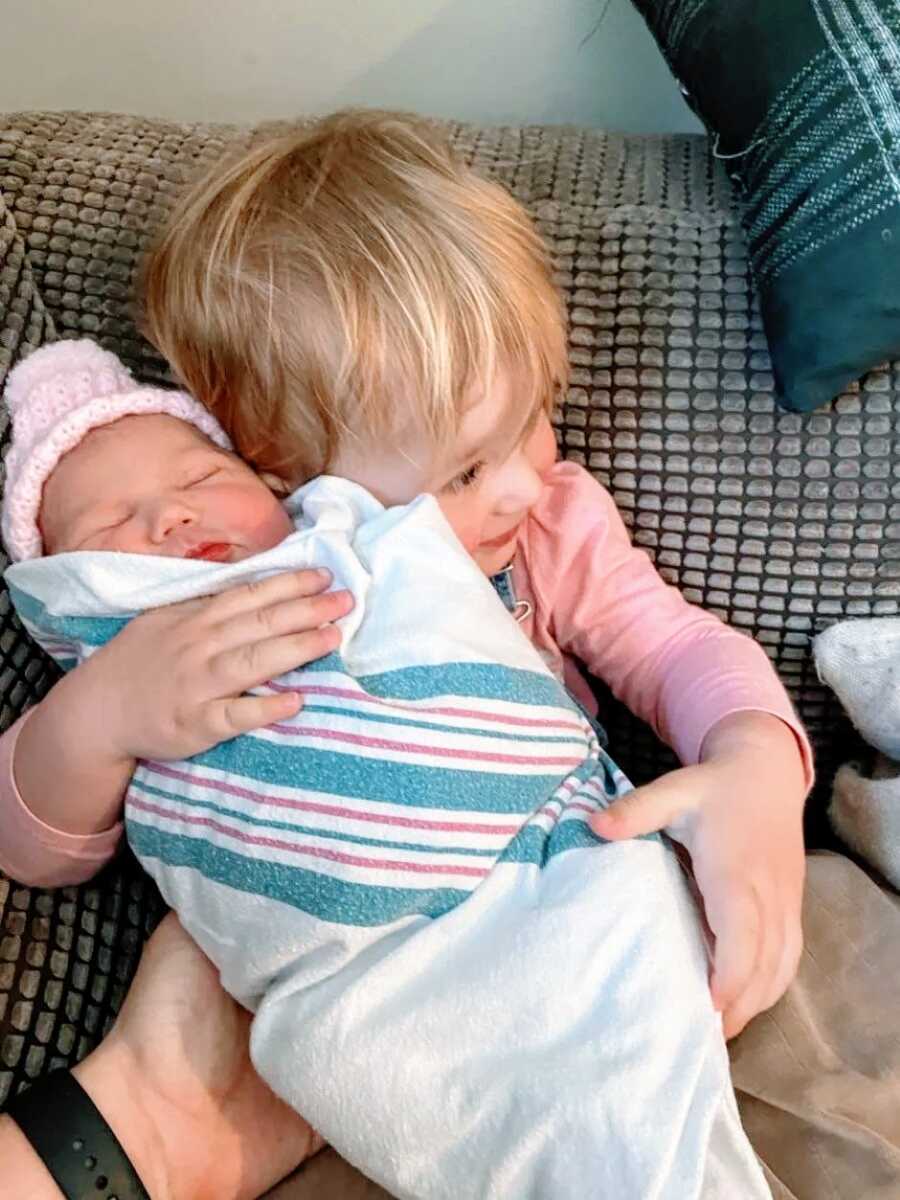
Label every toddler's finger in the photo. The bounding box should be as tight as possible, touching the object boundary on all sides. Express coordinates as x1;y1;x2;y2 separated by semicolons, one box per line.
707;893;761;1019
218;625;343;690
720;938;777;1039
590;771;699;840
294;587;355;629
260;587;354;636
757;913;803;1014
208;690;304;740
722;964;774;1040
723;890;802;1036
211;568;336;620
216;589;353;655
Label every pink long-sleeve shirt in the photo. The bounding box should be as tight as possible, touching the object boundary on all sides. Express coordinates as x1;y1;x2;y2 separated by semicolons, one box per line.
0;460;813;887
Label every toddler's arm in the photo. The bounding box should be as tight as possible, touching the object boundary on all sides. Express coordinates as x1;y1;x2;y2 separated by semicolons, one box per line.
0;710;125;886
1;568;353;888
522;462;812;1036
525;461;812;775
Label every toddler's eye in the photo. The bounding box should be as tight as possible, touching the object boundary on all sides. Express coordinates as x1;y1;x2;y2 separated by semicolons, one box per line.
447;461;485;493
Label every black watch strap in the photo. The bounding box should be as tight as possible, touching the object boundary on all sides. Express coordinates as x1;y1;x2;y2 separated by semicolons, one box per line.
6;1068;150;1199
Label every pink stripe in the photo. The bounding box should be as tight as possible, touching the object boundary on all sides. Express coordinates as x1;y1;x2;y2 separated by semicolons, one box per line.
129;794;488;879
268;722;583;767
567;801;597;817
533;803;563;831
269;681;584;734
142;761;523;837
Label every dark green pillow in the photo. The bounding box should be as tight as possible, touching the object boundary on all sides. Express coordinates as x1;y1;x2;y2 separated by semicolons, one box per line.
631;0;900;412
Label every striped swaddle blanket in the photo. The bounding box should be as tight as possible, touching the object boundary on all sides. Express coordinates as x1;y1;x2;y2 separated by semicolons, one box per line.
7;476;769;1200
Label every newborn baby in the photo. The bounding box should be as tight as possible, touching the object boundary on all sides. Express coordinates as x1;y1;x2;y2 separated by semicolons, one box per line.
2;341;770;1200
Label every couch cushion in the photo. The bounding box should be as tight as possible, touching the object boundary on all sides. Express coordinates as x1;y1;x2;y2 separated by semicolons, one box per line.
631;0;900;414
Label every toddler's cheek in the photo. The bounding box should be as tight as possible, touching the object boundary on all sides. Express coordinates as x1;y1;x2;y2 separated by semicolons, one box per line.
434;498;478;556
532;418;559;478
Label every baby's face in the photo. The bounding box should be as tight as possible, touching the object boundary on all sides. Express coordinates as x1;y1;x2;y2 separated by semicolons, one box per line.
40;414;293;561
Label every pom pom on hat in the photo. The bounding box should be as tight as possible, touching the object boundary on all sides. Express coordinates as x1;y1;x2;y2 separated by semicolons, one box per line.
1;339;231;561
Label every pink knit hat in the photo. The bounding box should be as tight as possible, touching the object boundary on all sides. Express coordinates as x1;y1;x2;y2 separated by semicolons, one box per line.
1;339;232;561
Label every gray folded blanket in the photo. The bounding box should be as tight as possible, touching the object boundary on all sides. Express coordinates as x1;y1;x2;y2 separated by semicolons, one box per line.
815;619;900;889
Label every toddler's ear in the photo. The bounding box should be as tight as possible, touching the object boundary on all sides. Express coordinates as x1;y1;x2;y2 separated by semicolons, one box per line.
815;618;900;759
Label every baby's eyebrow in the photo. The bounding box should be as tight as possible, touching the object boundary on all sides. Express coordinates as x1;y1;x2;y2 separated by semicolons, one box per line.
183;444;234;467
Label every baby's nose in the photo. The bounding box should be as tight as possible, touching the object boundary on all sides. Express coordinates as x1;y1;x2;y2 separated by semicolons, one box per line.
151;501;196;542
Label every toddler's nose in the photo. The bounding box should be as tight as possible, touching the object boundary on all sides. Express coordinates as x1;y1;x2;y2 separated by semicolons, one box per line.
498;457;544;515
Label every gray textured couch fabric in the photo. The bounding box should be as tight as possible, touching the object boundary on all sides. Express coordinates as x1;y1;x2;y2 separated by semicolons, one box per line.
0;112;897;1190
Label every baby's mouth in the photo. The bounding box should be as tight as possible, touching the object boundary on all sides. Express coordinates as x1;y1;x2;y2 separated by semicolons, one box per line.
184;541;234;563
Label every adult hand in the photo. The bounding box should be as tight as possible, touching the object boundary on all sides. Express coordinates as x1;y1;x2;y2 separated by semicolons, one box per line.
76;912;321;1199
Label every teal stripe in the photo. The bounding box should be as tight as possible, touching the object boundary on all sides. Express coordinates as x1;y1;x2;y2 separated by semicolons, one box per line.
126;818;469;926
501;815;660;866
8;583;131;646
194;734;576;815
299;653;577;712
502;818;602;863
128;776;503;858
298;702;582;745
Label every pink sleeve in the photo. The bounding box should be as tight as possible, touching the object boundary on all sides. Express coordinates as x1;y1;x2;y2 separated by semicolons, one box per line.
527;463;814;786
0;711;124;887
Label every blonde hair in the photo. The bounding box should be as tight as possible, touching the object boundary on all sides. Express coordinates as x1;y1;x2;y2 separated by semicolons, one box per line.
141;109;568;484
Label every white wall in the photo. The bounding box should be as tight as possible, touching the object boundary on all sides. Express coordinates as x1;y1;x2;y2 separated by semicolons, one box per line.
0;0;702;133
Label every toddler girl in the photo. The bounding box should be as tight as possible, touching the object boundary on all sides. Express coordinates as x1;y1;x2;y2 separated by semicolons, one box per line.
142;108;811;1040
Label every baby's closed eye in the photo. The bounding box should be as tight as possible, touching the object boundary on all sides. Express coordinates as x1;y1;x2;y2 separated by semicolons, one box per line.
70;510;132;550
184;467;221;487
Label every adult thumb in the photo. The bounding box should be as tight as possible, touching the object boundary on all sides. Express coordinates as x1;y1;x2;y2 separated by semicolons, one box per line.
590;770;698;840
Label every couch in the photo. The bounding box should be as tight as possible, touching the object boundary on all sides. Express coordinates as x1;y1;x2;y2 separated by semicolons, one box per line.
0;111;897;1199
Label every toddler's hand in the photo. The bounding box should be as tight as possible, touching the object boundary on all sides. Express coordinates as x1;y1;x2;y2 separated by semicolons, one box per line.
590;712;808;1039
86;567;354;763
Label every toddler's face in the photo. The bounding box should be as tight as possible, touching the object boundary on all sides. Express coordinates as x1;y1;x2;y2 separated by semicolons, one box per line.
40;414;293;561
331;370;557;577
